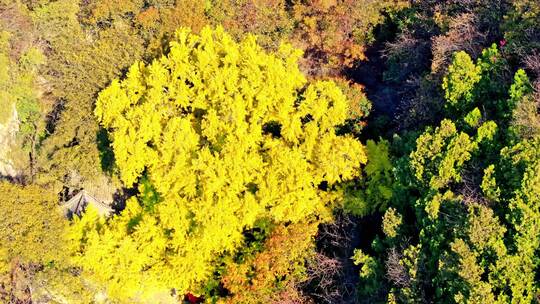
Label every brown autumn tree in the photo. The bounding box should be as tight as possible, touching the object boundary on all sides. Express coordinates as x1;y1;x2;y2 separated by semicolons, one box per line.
291;0;409;76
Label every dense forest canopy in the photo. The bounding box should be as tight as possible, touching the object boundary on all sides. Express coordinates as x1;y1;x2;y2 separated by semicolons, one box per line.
1;0;540;303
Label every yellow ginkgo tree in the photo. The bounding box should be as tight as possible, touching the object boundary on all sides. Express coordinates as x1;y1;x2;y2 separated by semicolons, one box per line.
74;26;366;301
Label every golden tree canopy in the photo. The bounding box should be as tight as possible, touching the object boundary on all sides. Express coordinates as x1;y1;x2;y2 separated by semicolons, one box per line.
84;26;366;300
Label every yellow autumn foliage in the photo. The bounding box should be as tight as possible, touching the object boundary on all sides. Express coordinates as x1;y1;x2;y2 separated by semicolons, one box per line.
80;26;366;301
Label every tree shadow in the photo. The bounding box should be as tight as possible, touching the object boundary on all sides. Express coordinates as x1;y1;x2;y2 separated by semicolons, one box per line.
96;127;115;174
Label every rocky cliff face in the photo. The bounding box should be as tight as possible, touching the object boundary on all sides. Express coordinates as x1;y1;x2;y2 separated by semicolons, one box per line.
0;105;19;177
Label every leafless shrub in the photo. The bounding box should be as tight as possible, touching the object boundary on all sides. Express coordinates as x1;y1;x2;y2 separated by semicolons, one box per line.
382;31;431;83
303;253;354;304
383;28;448;130
523;53;540;101
316;212;355;253
459;181;486;206
431;13;486;75
383;240;432;304
385;247;410;288
458;166;490;206
532;89;540;104
383;32;422;60
524;53;540;77
307;253;344;290
395;74;445;130
302;212;360;304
